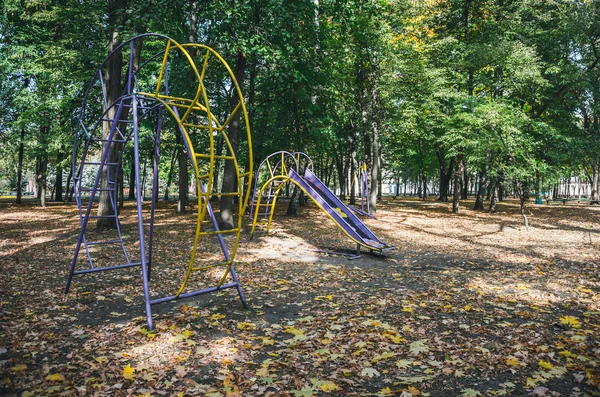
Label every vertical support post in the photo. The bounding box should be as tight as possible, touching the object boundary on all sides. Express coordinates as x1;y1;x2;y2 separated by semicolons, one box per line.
147;105;163;281
133;94;154;330
229;266;248;308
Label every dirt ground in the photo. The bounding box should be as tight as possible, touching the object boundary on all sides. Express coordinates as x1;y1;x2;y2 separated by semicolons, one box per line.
0;197;599;397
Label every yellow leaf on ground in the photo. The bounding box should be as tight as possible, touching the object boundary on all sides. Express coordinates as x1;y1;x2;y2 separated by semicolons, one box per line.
559;316;580;328
237;322;256;331
505;357;519;367
389;335;406;344
284;326;305;336
372;352;396;362
10;364;27;372
408;385;421;395
538;360;553;369
45;374;64;381
379;387;393;395
123;364;136;380
558;350;573;358
319;381;339;392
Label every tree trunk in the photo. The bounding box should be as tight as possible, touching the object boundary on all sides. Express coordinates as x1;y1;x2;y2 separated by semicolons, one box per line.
220;51;246;229
336;155;346;201
369;53;381;213
65;158;73;203
176;133;188;212
437;151;453;202
97;0;126;230
452;152;463;213
54;151;64;202
473;165;488;211
118;163;124;208
287;185;300;216
128;156;135;200
349;124;357;205
461;165;468;199
488;178;498;213
37;125;49;207
163;149;177;200
16;128;25;204
518;180;530;230
591;164;600;201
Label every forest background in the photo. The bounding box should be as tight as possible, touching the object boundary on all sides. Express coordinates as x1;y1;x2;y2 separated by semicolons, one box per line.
1;0;600;216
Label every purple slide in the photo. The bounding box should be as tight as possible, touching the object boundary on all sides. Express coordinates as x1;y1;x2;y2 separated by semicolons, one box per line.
288;168;393;252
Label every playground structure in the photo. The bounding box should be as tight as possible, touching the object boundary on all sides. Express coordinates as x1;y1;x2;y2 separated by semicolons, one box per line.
349;163;373;218
249;151;313;219
250;152;393;256
65;34;252;330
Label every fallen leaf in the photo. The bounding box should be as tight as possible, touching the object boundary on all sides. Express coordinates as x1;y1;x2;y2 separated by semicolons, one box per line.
529;386;549;396
361;367;380;378
538;360;553;370
45;374;64;381
319;381;339;392
559;316;580;328
409;340;429;356
237;322;256;331
122;364;135;380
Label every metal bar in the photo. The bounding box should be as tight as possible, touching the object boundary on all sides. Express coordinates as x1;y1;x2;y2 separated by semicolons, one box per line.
182;123;213;130
155;41;170;96
199;191;240;197
133;94;154;331
73;262;142;275
150;282;239;305
91;138;127;143
101;118;134;123
201;181;231;262
82;234;94;269
199;229;239;236
200;48;210;83
221;101;241;129
83;162;121;166
87;239;122;246
196;153;235;160
147;103;163;282
229;266;247;308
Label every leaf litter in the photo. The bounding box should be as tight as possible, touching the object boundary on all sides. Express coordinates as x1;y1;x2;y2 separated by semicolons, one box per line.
0;198;599;396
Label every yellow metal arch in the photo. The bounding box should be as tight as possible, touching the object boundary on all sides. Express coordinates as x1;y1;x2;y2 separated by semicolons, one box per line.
137;38;252;297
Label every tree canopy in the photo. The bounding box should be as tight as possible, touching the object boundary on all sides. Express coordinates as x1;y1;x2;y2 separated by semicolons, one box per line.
1;0;599;213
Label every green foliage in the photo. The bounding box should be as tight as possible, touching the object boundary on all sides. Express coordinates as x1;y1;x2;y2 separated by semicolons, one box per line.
0;0;597;202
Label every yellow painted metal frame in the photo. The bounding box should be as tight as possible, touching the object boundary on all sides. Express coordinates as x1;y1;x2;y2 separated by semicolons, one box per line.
137;38;252;297
249;175;378;251
350;162;368;192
